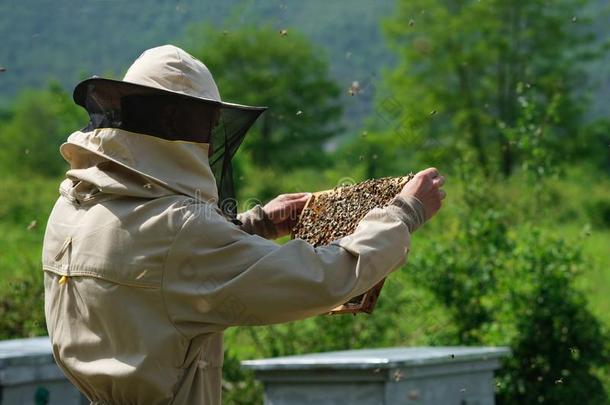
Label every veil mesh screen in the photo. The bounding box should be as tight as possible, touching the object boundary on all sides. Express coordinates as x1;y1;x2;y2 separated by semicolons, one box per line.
76;80;266;220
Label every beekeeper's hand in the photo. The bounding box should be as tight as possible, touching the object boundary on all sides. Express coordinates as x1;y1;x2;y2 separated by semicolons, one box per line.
263;192;312;237
397;167;445;221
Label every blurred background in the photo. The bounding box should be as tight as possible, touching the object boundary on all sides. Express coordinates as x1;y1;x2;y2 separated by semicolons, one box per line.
0;0;609;403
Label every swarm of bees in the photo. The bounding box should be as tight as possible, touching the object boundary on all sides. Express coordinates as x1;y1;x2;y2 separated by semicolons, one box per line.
292;174;414;314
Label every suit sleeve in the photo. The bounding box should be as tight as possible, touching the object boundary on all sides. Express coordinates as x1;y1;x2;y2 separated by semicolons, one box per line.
236;205;278;239
162;200;420;338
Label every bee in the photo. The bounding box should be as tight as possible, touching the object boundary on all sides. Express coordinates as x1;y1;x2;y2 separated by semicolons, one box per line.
348;81;361;96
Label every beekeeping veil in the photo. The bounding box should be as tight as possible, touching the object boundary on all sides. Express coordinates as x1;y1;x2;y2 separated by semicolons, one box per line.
72;45;267;220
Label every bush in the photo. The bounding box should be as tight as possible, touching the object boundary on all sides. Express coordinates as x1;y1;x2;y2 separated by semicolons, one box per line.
587;197;610;229
0;270;46;340
408;168;610;404
0;175;57;339
493;230;609;404
0;82;86;177
221;348;263;405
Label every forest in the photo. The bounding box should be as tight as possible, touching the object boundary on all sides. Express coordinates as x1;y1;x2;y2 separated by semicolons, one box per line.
0;0;609;404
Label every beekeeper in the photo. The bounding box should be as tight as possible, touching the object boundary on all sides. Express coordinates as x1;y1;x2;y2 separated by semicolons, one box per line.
42;45;445;404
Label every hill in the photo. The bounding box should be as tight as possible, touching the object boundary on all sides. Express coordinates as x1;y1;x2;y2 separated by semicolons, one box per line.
0;0;607;129
0;0;396;132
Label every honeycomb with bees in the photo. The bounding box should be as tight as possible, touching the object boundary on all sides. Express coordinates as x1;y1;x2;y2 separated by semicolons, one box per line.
291;174;414;314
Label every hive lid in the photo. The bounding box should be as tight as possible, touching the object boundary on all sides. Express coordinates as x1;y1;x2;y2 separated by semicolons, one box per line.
242;346;511;371
0;337;56;369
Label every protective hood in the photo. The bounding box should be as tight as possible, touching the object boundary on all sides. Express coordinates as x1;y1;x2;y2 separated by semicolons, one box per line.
59;127;219;205
70;45;266;219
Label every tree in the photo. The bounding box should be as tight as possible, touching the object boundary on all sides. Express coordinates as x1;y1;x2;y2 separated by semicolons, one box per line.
0;82;86;177
184;25;343;170
381;0;601;176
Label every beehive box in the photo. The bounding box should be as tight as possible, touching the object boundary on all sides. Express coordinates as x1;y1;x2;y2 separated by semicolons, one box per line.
291;174;414;314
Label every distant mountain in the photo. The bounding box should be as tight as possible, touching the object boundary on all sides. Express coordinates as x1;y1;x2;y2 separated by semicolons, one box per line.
0;0;395;132
0;0;607;131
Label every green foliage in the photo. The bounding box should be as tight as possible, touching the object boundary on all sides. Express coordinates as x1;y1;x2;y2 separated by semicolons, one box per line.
577;119;610;171
184;25;342;170
587;197;610;229
0;175;61;226
0;176;59;339
0;270;46;340
382;0;604;176
493;230;609;404
0;83;86;177
408;165;610;404
335;130;413;179
221;349;263;405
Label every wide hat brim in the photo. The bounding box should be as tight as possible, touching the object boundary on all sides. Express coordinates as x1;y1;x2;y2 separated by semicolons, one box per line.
73;77;268;113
